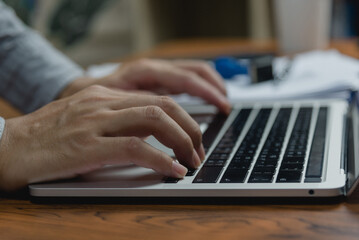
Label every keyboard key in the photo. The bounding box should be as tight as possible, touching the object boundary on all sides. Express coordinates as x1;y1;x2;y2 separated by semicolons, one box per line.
202;113;228;151
282;157;305;164
254;163;277;169
227;162;251;170
276;170;302;183
230;159;252;167
185;168;197;176
248;173;274;183
204;159;226;167
217;142;236;148
251;166;276;175
193;167;223;183
208;153;230;160
220;169;248;183
212;147;233;154
255;160;278;168
232;155;253;161
280;163;303;171
164;177;180;183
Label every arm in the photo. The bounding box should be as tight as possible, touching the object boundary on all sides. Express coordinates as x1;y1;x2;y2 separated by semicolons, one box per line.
0;1;83;114
0;2;230;191
0;1;230;114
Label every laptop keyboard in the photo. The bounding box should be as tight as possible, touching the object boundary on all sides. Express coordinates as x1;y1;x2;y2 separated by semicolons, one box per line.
193;109;252;183
167;106;328;184
220;108;272;183
276;108;312;182
249;108;292;183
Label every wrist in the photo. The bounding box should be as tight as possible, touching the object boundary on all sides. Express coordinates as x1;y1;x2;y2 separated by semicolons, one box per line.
0;117;21;191
58;76;96;99
0;116;39;191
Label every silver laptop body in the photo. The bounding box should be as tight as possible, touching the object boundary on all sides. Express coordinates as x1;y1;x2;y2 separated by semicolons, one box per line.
29;96;359;199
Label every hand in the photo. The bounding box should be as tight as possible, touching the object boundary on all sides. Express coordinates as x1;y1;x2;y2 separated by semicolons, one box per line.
60;59;231;114
0;86;205;191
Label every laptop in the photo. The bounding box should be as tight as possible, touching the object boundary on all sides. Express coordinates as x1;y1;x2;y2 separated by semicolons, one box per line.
29;93;359;200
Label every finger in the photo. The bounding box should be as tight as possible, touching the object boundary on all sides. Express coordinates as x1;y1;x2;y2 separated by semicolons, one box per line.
103;94;204;159
111;88;156;96
138;63;231;114
75;88;204;159
169;69;231;114
99;137;188;178
100;106;202;168
172;60;227;95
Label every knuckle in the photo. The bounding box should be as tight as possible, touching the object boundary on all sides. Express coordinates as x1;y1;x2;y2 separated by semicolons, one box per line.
181;72;197;88
182;71;197;81
144;105;164;121
69;131;99;153
182;135;193;149
136;58;155;71
125;137;142;152
157;151;172;175
76;131;98;145
128;58;157;77
86;84;107;93
79;86;112;103
156;96;176;112
81;110;108;122
197;61;211;72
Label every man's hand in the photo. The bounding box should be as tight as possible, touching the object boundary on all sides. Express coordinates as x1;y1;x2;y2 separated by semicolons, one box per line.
60;59;231;114
0;86;205;191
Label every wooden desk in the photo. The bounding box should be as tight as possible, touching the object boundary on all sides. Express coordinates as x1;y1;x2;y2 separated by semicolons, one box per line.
1;38;359;240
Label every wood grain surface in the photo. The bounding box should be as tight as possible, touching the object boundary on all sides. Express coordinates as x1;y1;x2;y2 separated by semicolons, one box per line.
1;38;359;240
1;196;359;240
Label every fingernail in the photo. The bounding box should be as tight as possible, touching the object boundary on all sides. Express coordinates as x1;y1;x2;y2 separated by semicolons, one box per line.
172;161;187;178
192;150;201;168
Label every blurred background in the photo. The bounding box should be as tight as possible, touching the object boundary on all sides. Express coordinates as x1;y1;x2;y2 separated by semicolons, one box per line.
4;0;359;67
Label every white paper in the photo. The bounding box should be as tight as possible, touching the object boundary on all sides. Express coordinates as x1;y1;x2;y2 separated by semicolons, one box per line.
228;50;359;102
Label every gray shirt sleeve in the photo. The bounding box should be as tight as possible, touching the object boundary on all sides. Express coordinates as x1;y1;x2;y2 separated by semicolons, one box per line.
0;1;84;114
0;117;4;140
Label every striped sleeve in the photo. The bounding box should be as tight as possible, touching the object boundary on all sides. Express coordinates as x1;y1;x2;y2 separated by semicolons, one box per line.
0;1;84;113
0;117;4;141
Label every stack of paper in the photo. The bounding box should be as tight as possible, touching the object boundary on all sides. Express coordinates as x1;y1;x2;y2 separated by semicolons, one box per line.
226;50;359;102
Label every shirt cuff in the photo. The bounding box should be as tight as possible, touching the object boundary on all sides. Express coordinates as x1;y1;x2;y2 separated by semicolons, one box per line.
0;117;5;141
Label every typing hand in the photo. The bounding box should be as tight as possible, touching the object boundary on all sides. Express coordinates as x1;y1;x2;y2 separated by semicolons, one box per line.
0;87;205;191
60;59;231;114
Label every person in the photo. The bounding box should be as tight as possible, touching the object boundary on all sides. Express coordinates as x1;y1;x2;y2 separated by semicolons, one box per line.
0;2;230;191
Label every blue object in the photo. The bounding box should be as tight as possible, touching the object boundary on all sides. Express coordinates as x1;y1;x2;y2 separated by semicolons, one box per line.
214;57;248;79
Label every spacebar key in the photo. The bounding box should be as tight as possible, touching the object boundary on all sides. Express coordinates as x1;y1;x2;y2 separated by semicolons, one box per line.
193;167;223;183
